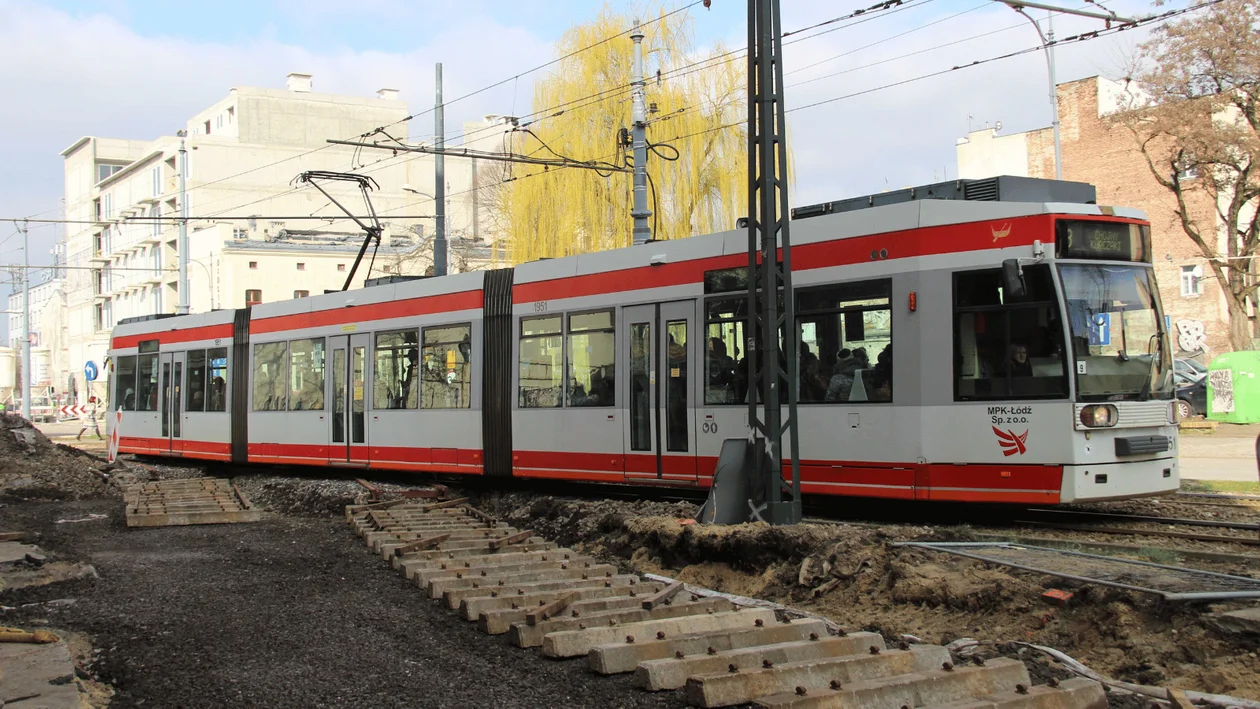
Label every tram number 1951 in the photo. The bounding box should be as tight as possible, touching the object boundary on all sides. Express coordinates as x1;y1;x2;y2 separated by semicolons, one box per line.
533;301;548;313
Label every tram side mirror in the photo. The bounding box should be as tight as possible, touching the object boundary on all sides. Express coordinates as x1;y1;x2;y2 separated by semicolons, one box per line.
1001;259;1026;300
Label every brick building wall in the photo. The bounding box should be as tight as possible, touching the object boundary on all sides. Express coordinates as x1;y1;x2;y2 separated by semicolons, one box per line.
959;76;1234;357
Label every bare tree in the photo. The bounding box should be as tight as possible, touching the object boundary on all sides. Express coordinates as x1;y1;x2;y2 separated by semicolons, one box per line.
1116;0;1260;350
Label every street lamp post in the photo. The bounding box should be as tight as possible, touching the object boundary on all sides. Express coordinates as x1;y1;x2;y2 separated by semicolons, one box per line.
994;1;1136;181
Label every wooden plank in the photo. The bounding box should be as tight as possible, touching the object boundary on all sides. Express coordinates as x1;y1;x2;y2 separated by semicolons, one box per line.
488;530;533;551
0;532;28;542
393;534;452;557
420;497;470;512
525;592;578;625
641;581;685;610
464;506;498;527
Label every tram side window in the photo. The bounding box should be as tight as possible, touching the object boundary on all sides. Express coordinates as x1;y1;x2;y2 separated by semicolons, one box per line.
186;350;206;412
797;280;893;403
519;315;563;408
288;338;325;411
115;356;137;411
373;329;419;410
136;353;159;412
421;324;472;409
207;348;228;412
252;341;288;411
953;265;1068;400
568;311;615;406
704;298;748;405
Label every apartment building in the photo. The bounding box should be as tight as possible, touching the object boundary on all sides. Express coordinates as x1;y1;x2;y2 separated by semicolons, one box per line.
58;73;508;405
956;76;1234;356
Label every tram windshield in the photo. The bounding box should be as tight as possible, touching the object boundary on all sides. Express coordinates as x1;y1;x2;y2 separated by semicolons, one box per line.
1060;264;1173;402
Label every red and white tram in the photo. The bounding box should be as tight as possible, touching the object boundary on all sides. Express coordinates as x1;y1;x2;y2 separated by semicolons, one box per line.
107;176;1179;504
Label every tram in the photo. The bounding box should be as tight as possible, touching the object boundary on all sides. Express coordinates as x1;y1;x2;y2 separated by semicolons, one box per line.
107;176;1179;504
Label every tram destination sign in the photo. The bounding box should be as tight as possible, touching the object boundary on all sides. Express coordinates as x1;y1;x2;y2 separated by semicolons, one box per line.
1056;220;1150;262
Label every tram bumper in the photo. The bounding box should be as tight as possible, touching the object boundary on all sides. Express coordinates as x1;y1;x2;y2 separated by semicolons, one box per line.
1059;456;1179;502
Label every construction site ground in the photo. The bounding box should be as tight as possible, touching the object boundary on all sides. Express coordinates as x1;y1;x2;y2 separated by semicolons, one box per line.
0;418;1257;707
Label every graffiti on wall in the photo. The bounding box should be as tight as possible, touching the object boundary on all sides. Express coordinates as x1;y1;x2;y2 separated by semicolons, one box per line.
1175;319;1209;353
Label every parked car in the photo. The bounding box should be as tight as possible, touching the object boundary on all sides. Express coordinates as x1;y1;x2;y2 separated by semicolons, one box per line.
1175;369;1207;419
1175;358;1208;382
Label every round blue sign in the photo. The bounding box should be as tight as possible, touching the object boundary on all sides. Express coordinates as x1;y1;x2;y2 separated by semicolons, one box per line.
84;361;98;382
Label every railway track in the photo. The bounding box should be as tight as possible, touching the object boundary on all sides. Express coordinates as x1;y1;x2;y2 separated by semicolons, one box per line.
1014;508;1260;547
346;496;1107;709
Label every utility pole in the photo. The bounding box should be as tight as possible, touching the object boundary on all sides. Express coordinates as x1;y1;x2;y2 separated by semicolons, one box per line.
996;1;1134;180
177;130;190;314
20;219;30;421
630;21;652;245
746;0;800;525
434;63;448;277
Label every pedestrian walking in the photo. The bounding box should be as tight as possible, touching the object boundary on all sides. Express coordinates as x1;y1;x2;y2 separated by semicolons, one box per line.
77;397;102;440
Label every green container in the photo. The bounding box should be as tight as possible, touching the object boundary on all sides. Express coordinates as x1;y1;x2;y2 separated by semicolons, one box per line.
1206;351;1260;423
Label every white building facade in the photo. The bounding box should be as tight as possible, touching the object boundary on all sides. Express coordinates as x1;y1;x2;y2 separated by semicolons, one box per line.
58;73;508;406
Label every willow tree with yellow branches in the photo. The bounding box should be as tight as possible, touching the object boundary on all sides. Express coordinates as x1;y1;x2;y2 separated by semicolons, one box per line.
498;5;768;263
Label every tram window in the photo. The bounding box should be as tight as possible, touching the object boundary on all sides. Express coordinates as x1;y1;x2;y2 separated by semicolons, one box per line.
186;350;206;412
796;280;893;403
288;338;325;411
136;353;159;411
252;341;288;411
953;265;1068;400
115;355;137;411
207;348;228;412
704;297;747;405
421;324;472;409
519;315;563;408
374;329;420;410
567;310;615;407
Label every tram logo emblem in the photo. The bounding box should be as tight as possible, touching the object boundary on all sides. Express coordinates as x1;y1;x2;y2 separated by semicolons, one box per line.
992;426;1029;456
990;223;1013;242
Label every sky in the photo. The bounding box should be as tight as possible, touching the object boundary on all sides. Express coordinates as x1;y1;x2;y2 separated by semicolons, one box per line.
0;0;1172;334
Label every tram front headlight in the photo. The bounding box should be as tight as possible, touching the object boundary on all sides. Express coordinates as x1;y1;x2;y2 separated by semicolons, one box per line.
1079;404;1118;428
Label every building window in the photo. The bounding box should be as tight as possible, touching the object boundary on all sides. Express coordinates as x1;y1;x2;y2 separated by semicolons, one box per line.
252;342;287;410
151;166;161;197
337;264;346;272
519;315;563;407
421;324;472;409
797;280;893;403
293;290;309;299
233;228;247;240
102;193;112;219
567;311;614;406
296;262;305;271
227;106;236;122
1181;265;1203;297
245;289;262;306
204;120;211;135
96;164;122;183
248;261;258;269
216;115;224;129
953;265;1067;401
373;329;419;410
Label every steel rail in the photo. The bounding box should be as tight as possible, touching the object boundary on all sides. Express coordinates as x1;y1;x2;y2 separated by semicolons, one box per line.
1025;508;1260;532
1015;520;1260;546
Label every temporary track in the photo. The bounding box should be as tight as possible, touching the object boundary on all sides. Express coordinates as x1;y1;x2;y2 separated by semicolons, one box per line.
346;497;1108;709
124;477;262;528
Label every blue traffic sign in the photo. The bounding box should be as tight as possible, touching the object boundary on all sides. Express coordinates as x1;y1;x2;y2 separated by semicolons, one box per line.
1089;314;1112;347
84;361;98;382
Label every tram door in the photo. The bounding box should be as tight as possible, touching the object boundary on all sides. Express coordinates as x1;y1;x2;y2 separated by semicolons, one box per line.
623;301;698;482
159;352;185;452
328;334;370;465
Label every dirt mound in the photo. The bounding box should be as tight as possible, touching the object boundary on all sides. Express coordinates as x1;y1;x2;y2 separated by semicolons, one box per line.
0;415;113;500
477;491;1260;701
234;476;371;517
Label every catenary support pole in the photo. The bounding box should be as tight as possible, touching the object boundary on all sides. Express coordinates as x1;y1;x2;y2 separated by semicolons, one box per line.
177;132;190;314
434;63;448;277
20;219;30;421
630;21;653;245
745;0;800;525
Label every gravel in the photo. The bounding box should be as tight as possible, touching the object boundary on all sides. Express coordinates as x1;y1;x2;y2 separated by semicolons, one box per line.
2;498;693;708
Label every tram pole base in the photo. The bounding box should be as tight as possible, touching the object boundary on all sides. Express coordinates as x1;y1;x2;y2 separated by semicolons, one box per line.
696;439;802;526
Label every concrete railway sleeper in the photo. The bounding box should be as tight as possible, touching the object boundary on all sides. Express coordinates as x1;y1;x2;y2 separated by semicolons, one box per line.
347;499;1109;709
